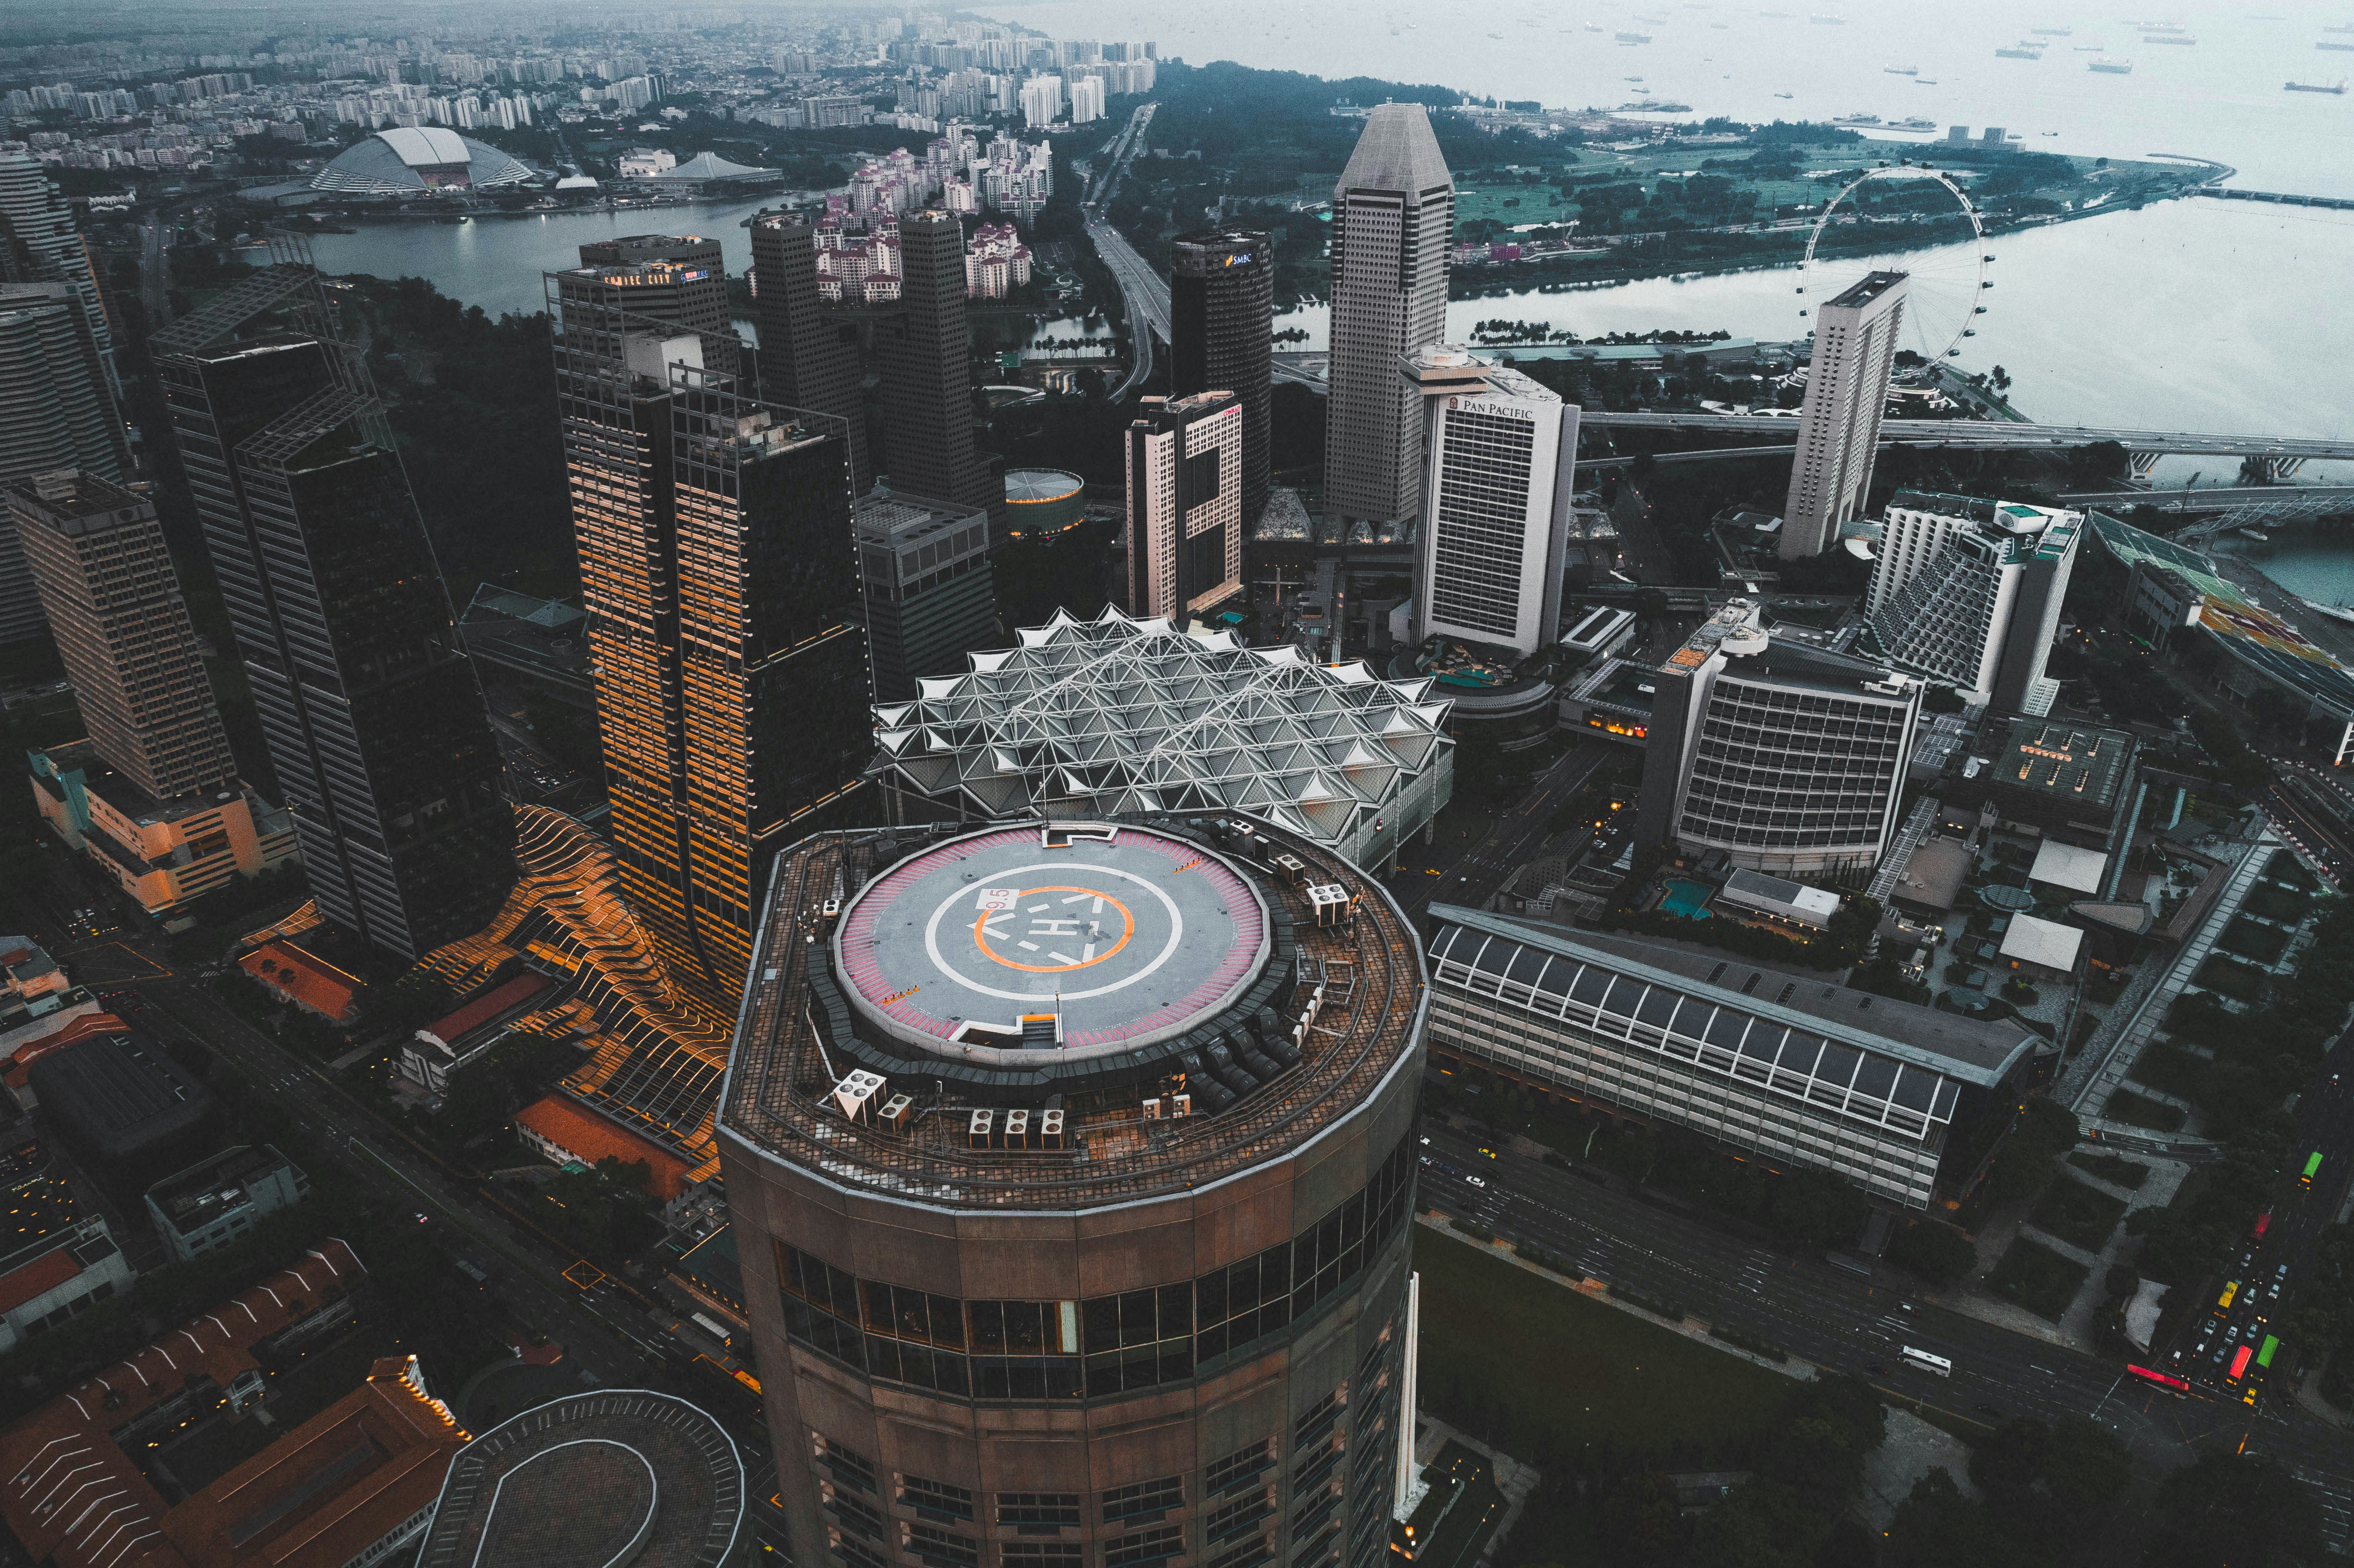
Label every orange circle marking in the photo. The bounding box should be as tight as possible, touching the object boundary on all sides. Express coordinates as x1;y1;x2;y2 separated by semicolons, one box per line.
973;886;1135;973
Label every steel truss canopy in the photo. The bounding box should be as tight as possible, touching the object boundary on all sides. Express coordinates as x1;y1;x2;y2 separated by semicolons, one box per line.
872;608;1455;849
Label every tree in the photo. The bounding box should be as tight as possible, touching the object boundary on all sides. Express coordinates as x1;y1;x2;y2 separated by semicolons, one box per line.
2148;1452;2324;1568
1884;1469;2012;1568
1986;1137;2056;1204
1968;1417;2051;1492
2041;1416;2132;1513
1889;1219;1978;1285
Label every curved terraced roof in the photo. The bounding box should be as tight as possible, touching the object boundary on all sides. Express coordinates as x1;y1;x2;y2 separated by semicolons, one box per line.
310;129;536;194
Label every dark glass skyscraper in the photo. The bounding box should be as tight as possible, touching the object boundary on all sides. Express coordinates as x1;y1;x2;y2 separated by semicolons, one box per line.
878;208;995;515
1170;229;1273;529
748;212;870;496
151;265;514;962
551;247;871;1015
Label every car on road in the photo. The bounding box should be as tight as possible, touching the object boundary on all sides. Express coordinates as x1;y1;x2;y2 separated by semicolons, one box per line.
1465;1174;1488;1189
1865;1362;1886;1376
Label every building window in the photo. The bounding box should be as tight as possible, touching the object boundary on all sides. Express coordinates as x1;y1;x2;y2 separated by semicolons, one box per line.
1206;1440;1273;1497
1105;1526;1187;1568
901;1475;973;1522
905;1523;980;1568
1101;1477;1184;1525
998;1494;1082;1529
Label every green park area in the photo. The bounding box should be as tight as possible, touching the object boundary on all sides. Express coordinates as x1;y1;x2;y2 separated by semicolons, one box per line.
1413;1226;1792;1457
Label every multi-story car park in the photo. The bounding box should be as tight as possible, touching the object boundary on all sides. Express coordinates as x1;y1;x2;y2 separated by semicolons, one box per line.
717;812;1425;1568
1422;909;2041;1209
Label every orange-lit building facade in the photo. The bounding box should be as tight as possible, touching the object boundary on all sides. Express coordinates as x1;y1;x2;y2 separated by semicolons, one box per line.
549;246;872;1016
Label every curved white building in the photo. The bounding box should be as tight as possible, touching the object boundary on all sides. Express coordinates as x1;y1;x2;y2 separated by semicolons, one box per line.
309;127;536;195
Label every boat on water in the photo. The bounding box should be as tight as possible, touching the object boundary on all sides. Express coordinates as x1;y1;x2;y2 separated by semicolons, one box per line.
1831;112;1883;125
2320;40;2354;50
2145;34;2197;44
2031;26;2072;35
1625;75;1645;81
2304;599;2354;626
2090;58;2134;73
1616;30;1653;42
2289;79;2349;92
1997;45;2044;58
1886;64;1918;74
1774;90;1796;98
2237;527;2273;543
1895;115;1936;129
1811;13;1845;23
1916;78;1938;84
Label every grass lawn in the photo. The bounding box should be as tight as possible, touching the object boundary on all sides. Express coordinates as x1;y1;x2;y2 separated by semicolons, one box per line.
2029;1175;2128;1252
2129;1044;2209;1103
2241;882;2313;924
1989;1235;2091;1321
2264;851;2320;891
2191;953;2267;1001
2102;1087;2188;1133
2217;917;2290;966
2068;1151;2150;1190
1413;1226;1793;1459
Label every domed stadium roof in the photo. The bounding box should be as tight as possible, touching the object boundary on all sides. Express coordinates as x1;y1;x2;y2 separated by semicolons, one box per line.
310;128;537;195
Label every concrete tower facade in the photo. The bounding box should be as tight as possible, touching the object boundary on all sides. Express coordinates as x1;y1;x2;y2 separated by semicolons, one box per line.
1780;270;1908;559
0;282;131;646
879;209;994;516
1325;106;1452;528
1126;391;1243;623
1405;347;1579;657
719;813;1425;1568
751;212;872;495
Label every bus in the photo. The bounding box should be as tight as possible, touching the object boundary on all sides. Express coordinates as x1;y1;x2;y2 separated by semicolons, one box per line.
2218;1281;2240;1312
2229;1344;2255;1381
2128;1364;2191;1394
2257;1335;2281;1370
1900;1346;1952;1378
2303;1151;2325;1188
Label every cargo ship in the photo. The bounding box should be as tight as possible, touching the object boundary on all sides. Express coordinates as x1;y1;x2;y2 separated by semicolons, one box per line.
2145;33;2196;44
2031;26;2072;35
2320;40;2354;50
2089;58;2133;73
1616;30;1653;42
1886;64;1918;74
1997;44;2044;58
2287;79;2349;92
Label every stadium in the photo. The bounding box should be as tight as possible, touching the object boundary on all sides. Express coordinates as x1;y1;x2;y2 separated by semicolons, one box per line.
309;127;538;196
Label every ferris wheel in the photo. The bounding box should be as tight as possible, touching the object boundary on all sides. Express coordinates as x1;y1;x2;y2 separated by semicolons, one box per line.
1795;164;1993;364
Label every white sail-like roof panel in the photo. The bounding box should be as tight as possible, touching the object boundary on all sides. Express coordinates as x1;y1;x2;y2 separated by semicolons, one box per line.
869;616;1456;850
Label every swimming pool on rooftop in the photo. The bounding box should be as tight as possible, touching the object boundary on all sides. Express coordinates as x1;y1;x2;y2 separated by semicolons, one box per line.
1658;878;1714;919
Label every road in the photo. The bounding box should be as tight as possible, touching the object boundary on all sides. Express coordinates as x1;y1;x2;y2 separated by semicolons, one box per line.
1415;1121;2354;1544
1091;217;1169;401
1082;102;1163;401
1390;740;1618;924
2266;774;2354;888
1579;411;2354;464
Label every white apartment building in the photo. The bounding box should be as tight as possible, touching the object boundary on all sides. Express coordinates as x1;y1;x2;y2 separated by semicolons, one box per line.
1781;270;1908;559
1125;391;1243;622
1405;347;1580;656
1068;75;1106;124
1867;492;2083;711
1019;73;1063;128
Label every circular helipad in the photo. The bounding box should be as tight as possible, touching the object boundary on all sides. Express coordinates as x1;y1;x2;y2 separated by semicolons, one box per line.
834;824;1269;1059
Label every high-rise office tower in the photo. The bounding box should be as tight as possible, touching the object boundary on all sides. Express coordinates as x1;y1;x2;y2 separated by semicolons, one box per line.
1781;270;1908;559
0;148;117;398
1169;229;1273;530
9;469;300;917
1126;391;1243;623
750;212;870;495
1404;347;1579;657
1326;105;1452;529
719;813;1423;1568
879;209;994;515
151;264;514;962
0;282;131;645
574;234;731;337
551;254;870;1014
1636;599;1921;878
855;490;997;703
10;468;236;800
1867;493;2083;712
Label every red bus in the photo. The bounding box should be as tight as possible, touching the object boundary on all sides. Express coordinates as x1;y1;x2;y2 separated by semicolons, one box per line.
2229;1344;2255;1381
2128;1364;2191;1394
2254;1210;2272;1239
